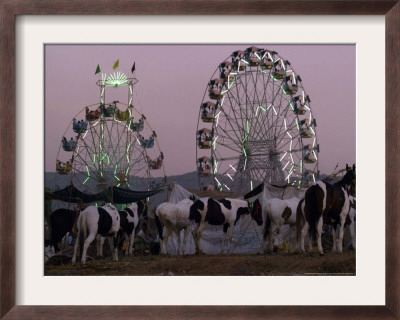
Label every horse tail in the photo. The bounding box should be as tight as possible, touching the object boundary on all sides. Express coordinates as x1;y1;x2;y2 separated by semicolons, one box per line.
77;211;86;258
263;204;271;240
296;199;305;245
50;219;59;252
305;185;322;242
154;209;164;241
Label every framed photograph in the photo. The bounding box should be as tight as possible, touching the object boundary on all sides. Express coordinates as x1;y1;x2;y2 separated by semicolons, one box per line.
2;1;399;319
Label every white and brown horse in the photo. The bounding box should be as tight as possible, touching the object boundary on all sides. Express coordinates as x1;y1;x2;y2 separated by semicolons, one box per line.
154;198;194;255
189;198;263;255
300;164;356;255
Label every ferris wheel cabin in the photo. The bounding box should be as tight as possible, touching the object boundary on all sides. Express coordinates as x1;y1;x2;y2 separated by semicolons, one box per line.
201;101;217;122
197;128;212;149
197;156;212;177
208;79;224;100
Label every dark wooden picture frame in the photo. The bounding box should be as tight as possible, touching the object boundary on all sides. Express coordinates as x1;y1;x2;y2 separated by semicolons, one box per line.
1;1;399;319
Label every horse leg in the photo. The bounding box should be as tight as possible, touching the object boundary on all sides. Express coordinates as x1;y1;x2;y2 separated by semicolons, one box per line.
221;224;229;254
317;217;324;255
196;223;206;254
96;235;105;257
81;232;96;265
128;230;135;256
163;228;172;255
331;226;337;253
262;233;268;254
300;222;309;253
226;223;235;255
176;229;182;255
349;220;356;249
182;227;190;255
72;233;80;265
124;233;129;256
191;224;200;254
287;226;295;254
112;234;119;261
338;217;346;253
269;224;278;253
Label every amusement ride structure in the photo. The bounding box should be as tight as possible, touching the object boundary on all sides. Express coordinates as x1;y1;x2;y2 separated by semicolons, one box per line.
56;61;167;197
196;47;319;193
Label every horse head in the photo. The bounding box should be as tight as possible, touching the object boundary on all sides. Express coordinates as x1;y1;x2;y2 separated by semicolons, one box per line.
137;200;147;218
249;199;263;226
343;164;356;185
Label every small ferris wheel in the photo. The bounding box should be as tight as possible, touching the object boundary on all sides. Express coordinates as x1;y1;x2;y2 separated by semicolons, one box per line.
56;61;167;195
196;47;320;193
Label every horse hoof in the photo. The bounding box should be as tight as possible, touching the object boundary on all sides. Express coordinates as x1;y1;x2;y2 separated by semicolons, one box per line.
319;253;324;256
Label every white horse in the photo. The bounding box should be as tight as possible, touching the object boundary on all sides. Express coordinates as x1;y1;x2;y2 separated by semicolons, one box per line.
72;203;120;265
189;197;262;255
155;198;194;255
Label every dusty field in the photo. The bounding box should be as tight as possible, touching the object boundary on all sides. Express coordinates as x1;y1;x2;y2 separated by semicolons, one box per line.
45;251;355;276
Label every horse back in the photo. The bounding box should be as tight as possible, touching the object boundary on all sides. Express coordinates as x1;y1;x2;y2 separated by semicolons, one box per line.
50;209;76;232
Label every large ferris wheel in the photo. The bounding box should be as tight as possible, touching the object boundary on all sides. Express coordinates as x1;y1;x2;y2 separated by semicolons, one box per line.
196;47;319;193
56;63;167;195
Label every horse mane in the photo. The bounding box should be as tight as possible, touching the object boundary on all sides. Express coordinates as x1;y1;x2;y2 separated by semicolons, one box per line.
243;183;263;199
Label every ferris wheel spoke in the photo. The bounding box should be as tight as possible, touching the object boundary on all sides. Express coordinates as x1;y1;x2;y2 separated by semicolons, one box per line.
218;106;247;148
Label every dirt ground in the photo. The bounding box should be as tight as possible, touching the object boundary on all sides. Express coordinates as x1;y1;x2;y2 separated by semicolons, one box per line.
45;250;355;276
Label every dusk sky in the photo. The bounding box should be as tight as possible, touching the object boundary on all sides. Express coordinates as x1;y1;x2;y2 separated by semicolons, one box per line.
45;44;355;177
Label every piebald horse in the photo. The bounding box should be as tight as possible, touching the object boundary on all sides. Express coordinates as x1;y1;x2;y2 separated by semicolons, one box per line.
96;203;141;257
72;203;120;265
300;164;356;255
189;198;263;255
244;183;302;253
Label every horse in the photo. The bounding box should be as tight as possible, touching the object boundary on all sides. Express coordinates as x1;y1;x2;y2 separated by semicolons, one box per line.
346;196;356;249
244;183;303;253
96;203;140;257
49;204;84;253
154;198;194;255
72;203;120;265
300;164;356;255
262;196;302;253
189;197;263;255
296;198;313;253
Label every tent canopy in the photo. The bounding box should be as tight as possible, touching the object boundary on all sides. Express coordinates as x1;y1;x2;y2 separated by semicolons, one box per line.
45;184;168;204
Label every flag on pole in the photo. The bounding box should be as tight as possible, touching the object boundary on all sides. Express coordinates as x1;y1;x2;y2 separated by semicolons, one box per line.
131;62;136;74
113;59;119;70
95;64;101;74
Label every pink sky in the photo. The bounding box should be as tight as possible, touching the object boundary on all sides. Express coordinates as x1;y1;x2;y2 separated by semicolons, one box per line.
45;44;355;177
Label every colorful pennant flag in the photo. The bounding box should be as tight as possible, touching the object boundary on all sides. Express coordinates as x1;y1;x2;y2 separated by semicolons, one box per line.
131;62;136;74
95;64;101;74
113;59;119;70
